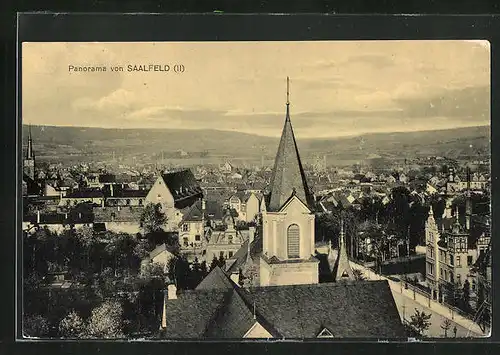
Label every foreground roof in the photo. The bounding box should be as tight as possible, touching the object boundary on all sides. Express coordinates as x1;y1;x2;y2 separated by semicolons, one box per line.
162;267;405;339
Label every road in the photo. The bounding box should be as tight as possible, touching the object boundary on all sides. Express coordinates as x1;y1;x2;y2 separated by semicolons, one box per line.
350;261;487;338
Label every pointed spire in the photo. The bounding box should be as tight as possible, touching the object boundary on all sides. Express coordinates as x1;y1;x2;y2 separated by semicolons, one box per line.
334;215;355;282
26;124;34;159
267;78;313;211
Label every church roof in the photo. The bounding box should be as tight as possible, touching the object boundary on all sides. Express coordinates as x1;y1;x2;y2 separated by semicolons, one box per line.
266;80;313;212
196;266;235;291
162;267;405;338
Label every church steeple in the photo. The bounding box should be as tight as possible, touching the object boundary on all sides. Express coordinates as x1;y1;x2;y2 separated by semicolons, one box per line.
26;124;34;160
266;77;313;212
334;216;355;282
24;124;36;180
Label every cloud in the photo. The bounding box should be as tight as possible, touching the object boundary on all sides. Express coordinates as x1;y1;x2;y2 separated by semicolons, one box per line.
345;54;395;69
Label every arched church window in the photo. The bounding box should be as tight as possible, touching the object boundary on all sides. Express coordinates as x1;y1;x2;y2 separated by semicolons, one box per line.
287;224;300;259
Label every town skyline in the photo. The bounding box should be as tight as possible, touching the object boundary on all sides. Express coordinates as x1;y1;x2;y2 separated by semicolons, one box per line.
22;40;490;139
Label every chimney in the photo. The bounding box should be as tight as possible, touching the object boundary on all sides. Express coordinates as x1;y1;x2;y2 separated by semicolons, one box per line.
36;210;40;224
230;273;240;287
249;226;255;244
161;290;167;329
167;284;177;300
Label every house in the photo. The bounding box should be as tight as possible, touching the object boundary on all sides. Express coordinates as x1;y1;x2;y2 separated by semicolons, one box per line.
205;208;254;262
145;169;203;231
93;206;144;234
103;184;148;207
425;196;491;303
159;266;406;338
59;189;104;207
178;199;205;251
146;243;177;273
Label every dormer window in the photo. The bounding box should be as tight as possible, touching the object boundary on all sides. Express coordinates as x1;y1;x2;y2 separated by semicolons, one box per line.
317;328;334;338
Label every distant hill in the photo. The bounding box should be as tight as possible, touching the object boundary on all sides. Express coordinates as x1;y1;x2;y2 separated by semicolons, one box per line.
21;125;490;166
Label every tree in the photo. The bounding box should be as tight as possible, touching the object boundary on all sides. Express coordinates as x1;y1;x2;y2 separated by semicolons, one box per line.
76;225;98;269
140;203;167;236
209;255;219;271
23;314;50;338
462;279;471;312
218;254;226;269
86;301;124;339
440;318;452;338
59;310;86;338
408;309;432;336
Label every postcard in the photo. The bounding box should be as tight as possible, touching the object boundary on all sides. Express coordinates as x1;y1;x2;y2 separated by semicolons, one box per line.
20;40;491;340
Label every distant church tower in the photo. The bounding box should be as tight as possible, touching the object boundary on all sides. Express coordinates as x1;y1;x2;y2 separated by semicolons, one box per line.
24;125;36;180
259;77;319;287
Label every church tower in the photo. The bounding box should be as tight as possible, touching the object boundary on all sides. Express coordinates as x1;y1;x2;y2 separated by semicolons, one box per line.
23;125;36;180
259;78;319;287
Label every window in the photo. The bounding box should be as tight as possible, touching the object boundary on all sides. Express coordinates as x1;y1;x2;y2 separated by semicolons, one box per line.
228;236;233;244
427;262;434;276
228;251;233;258
126;199;131;206
472;280;476;291
467;256;473;266
440;268;444;278
287;224;300;258
138;199;143;206
457;274;461;285
449;255;454;266
182;224;189;232
444;270;448;281
195;235;201;241
183;237;189;247
450;272;454;283
456;256;461;267
220;251;224;258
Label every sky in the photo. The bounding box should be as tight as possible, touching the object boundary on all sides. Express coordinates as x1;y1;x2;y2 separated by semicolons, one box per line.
22;40;490;139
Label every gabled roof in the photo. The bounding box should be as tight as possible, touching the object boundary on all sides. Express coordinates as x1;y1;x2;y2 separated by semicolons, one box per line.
266;93;313;212
150;243;177;259
181;199;203;223
196;266;234;290
164;269;405;338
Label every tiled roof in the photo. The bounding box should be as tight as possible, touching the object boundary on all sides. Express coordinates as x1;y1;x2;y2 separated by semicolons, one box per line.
150;243;176;259
238;281;405;338
164;266;405;338
161;169;203;201
99;174;116;183
196;266;234;290
163;289;228;338
267;104;314;212
65;189;104;198
181;199;204;223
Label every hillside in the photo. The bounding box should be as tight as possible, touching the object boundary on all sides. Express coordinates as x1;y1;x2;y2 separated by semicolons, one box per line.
21;125;490;166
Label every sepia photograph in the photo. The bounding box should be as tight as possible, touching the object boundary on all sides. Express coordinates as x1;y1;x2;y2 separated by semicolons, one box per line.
20;40;491;340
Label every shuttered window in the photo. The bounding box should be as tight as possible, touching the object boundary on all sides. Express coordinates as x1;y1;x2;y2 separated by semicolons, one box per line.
287;224;300;258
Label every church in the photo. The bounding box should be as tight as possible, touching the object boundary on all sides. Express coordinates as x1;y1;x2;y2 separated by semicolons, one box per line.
221;78;357;287
159;79;406;338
